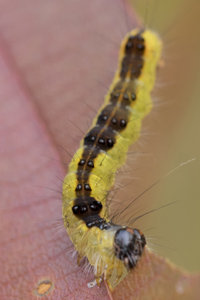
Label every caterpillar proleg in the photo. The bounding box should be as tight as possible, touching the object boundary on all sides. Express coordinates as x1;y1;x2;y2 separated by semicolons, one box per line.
62;28;162;287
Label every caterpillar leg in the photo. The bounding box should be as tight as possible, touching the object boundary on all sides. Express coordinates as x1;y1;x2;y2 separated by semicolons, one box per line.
87;276;103;288
87;265;115;288
77;253;84;266
113;261;124;285
103;265;113;282
87;266;104;288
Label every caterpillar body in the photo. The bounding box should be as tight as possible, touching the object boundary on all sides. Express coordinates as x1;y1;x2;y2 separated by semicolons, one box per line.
62;28;162;287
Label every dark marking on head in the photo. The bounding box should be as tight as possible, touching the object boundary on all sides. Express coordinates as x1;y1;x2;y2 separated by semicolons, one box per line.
114;228;146;270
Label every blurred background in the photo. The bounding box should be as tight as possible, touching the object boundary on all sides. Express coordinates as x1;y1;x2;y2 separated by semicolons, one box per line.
122;0;200;272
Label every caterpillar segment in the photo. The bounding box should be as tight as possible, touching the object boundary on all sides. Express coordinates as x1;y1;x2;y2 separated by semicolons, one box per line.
62;29;162;287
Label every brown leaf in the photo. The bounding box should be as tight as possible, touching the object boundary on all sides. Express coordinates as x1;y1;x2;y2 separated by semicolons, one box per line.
111;248;200;300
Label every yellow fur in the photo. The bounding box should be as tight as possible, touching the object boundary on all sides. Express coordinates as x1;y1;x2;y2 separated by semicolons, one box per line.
62;29;162;285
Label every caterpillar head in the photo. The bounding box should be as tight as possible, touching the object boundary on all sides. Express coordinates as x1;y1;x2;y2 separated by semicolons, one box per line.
114;228;146;270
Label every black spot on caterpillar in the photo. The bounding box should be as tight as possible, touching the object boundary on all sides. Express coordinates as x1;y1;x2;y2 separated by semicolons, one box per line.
62;27;162;287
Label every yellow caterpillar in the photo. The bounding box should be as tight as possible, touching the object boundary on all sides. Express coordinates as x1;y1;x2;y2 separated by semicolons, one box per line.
62;28;162;287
